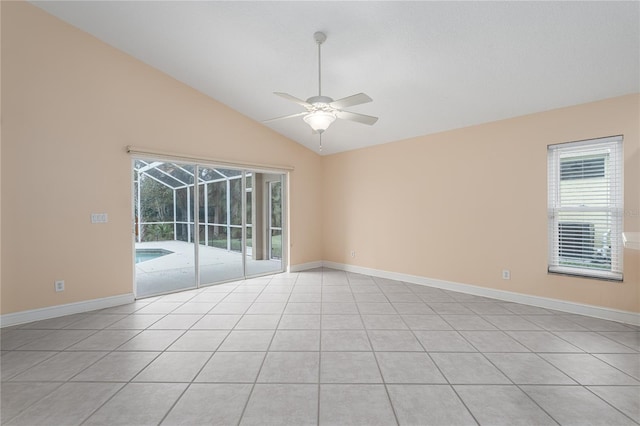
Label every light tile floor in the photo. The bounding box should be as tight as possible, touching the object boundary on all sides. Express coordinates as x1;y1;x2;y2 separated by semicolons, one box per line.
1;268;639;425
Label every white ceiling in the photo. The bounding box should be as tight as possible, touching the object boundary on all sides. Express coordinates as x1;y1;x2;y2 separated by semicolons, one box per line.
31;1;639;155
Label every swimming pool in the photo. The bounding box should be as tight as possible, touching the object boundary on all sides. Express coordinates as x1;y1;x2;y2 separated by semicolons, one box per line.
135;248;173;264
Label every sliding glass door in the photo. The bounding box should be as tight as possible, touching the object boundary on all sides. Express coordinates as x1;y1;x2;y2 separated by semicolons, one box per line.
133;161;196;298
197;167;244;285
133;159;286;297
245;173;284;276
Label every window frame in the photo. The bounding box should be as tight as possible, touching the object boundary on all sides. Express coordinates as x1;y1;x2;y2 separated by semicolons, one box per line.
547;135;624;281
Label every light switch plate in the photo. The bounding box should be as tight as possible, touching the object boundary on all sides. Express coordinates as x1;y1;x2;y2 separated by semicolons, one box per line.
91;213;108;223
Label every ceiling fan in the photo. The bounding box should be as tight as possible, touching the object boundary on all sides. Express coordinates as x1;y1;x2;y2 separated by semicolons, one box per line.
264;32;378;148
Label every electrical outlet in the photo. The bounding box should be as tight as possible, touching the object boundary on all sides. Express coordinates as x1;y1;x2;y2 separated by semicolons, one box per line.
502;270;511;280
54;280;65;292
351;250;356;258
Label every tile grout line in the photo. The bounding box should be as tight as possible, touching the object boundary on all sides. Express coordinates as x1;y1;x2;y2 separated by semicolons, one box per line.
421;286;640;425
77;294;198;425
75;311;173;424
3;268;639;425
475;345;563;425
542;328;640;382
549;328;639;356
6;305;167;423
154;297;246;425
235;273;297;426
592;330;640;352
80;283;238;425
534;322;640;423
158;278;259;426
382;278;483;426
357;274;401;426
317;270;323;426
0;381;67;425
419;287;572;425
582;384;640;425
3;298;170;382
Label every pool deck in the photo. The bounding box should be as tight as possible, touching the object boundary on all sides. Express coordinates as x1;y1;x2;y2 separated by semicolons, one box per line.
135;240;283;297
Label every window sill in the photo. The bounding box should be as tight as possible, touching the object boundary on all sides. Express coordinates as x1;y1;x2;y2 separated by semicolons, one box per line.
548;266;623;282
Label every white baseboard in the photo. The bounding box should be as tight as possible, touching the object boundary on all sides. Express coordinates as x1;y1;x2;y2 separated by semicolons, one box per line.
289;261;323;273
0;293;135;328
2;263;637;327
323;261;640;326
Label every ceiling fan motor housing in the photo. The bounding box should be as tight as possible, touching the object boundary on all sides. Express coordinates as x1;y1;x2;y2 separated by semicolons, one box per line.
306;95;333;107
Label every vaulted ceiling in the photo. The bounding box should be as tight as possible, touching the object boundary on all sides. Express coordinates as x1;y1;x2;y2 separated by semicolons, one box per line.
32;1;640;155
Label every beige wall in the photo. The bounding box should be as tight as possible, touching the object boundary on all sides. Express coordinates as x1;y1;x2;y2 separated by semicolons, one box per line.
2;2;638;317
323;94;640;313
0;2;322;314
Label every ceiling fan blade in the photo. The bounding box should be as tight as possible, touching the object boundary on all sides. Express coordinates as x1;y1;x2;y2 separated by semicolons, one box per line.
330;93;373;109
274;92;312;108
335;110;378;126
263;111;308;123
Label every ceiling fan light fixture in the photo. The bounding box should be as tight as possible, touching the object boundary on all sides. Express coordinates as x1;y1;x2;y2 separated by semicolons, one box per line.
303;110;336;133
264;31;377;150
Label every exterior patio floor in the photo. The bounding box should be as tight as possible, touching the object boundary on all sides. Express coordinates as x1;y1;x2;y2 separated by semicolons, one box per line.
135;241;282;298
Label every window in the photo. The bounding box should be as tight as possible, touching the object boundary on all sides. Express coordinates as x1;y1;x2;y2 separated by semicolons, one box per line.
560;157;605;181
547;136;623;280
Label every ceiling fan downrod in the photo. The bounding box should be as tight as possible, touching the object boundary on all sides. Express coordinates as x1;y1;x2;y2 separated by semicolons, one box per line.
314;31;326;97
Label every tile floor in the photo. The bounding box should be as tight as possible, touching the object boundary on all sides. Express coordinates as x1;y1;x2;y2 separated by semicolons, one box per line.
1;268;639;425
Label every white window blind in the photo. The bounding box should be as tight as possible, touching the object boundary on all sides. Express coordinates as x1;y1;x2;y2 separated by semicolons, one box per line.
547;136;623;281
